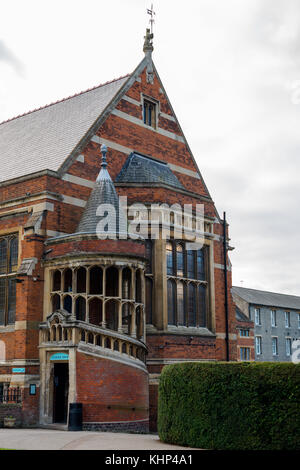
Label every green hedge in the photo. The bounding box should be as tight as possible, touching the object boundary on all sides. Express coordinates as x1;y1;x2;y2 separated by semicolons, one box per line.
158;362;300;450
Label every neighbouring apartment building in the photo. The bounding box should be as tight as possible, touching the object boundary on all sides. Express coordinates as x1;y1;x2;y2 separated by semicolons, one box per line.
232;286;300;362
0;31;237;431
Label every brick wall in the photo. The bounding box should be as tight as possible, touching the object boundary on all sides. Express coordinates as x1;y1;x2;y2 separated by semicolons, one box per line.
76;352;149;427
0;62;237;430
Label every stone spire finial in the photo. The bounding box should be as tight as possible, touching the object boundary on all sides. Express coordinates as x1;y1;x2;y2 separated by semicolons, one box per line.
143;28;154;84
101;143;108;169
96;143;110;182
143;28;154;55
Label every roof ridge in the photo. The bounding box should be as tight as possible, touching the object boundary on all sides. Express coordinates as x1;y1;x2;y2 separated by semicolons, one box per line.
232;285;300;299
0;74;130;126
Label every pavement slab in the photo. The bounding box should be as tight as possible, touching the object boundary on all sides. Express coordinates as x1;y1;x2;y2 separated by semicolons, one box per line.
0;429;198;450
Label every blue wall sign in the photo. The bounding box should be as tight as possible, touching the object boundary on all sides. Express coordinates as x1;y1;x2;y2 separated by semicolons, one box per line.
12;368;25;373
50;353;69;361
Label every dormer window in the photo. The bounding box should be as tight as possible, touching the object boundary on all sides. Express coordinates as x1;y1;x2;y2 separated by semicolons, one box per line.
143;97;157;129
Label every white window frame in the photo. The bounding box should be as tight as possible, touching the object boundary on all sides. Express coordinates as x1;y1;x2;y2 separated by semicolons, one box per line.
255;336;262;355
271;309;276;327
286;338;292;356
285;311;290;328
254;308;261;326
272;337;278;356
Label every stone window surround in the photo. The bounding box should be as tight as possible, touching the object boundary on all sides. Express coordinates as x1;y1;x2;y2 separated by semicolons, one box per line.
166;239;208;328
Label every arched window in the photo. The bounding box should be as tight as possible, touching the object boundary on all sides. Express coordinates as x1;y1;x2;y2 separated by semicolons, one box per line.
52;294;61;312
167;279;176;325
89;298;102;326
52;270;61;291
145;277;153;324
135;270;142;303
122;268;131;299
63;269;73;292
188;283;196;327
89;266;103;294
75;297;86;321
105;300;118;330
122;303;131;335
145;240;152;274
176;244;184;277
76;267;86;293
63;295;72;313
106;267;118;296
166;242;174;275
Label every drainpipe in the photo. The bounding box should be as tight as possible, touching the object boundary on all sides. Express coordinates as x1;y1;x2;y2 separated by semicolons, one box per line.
223;212;230;361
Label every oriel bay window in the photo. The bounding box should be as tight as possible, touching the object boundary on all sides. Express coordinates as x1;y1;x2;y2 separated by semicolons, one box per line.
49;263;145;338
0;234;18;326
166;240;208;327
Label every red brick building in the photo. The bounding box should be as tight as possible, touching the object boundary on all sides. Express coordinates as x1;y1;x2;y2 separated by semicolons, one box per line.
0;31;237;431
235;306;255;361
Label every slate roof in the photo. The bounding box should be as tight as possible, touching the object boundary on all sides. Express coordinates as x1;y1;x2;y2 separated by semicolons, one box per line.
76;158;127;235
115;152;185;189
235;306;252;323
0;75;129;183
232;286;300;311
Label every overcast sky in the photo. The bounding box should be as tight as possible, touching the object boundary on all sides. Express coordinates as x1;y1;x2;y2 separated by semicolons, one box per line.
0;0;300;295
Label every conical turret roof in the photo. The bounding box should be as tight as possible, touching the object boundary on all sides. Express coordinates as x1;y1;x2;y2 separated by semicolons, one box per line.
76;144;127;237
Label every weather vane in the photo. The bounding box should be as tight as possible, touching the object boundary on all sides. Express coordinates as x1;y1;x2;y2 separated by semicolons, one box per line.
147;3;155;34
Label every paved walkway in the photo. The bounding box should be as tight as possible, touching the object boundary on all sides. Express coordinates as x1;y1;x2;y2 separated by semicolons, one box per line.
0;429;197;450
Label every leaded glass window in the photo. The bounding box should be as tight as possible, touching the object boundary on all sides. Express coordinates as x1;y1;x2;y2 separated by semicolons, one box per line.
0;234;18;326
166;240;208;328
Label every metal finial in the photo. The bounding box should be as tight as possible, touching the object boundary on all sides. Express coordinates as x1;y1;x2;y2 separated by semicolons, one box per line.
101;143;108;168
147;3;155;34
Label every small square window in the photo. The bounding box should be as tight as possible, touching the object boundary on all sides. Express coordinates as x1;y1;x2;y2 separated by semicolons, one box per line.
240;329;250;337
143;98;157;129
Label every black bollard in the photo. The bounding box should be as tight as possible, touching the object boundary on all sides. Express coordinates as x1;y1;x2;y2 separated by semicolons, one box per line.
68;403;83;431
